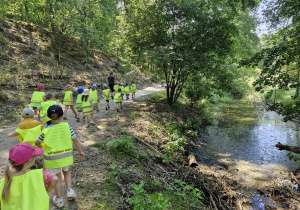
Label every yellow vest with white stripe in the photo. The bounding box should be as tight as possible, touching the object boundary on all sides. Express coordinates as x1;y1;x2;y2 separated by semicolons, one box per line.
114;85;119;92
0;169;49;210
30;91;45;107
75;94;83;111
90;89;98;104
40;100;57;123
114;92;123;103
15;124;43;146
82;96;93;116
63;91;73;105
120;86;125;94
131;84;137;93
124;86;130;94
43;123;73;169
102;89;111;100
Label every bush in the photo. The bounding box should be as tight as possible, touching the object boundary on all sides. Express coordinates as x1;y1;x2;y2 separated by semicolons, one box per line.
107;137;138;157
127;180;203;209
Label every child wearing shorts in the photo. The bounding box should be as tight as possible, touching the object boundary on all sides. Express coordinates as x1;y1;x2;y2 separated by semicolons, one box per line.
35;105;84;208
63;84;77;120
30;84;45;121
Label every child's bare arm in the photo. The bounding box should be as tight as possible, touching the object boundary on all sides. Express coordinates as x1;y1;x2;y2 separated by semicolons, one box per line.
35;140;42;148
72;137;84;158
46;175;58;194
8;131;19;137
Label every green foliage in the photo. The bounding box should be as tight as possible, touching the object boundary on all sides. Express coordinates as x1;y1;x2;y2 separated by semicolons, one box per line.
107;137;137;157
162;131;187;161
240;0;300;121
287;153;300;163
127;180;203;209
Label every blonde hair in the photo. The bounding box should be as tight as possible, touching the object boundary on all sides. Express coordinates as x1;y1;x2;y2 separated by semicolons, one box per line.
65;84;72;91
45;93;53;100
2;157;36;202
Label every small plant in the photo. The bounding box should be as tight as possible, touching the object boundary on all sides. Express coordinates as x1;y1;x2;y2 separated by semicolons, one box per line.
129;112;140;120
114;115;121;121
127;180;203;209
162;131;187;161
107;137;138;157
107;161;120;180
287;153;300;162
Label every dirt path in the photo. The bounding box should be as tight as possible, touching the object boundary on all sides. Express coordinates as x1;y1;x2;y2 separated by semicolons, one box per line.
0;83;164;176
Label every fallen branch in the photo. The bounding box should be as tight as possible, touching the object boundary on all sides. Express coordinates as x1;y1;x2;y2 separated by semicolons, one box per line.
188;152;198;167
275;142;300;154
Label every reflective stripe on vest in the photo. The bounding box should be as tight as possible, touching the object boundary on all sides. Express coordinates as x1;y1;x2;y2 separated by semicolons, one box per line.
103;89;110;100
114;93;123;102
30;91;45;107
15;124;43;146
82;96;93;116
43;122;73;169
0;169;49;210
40;100;57;123
63;91;73;105
44;151;73;160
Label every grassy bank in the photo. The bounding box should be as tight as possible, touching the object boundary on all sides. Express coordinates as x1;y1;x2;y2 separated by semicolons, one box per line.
71;91;228;209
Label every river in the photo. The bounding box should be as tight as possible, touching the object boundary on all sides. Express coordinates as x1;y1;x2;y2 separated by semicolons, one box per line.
193;101;300;204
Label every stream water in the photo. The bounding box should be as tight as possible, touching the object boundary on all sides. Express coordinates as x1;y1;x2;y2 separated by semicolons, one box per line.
195;101;300;174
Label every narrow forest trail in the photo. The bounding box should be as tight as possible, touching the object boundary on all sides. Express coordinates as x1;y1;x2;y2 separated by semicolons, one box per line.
0;84;164;176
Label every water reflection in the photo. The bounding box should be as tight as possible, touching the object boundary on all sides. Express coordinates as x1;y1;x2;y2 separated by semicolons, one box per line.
196;102;300;171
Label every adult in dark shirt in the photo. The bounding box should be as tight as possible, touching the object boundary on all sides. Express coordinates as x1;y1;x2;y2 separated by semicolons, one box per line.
108;72;115;98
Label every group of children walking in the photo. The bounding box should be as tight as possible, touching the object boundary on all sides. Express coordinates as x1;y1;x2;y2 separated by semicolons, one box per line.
0;81;137;209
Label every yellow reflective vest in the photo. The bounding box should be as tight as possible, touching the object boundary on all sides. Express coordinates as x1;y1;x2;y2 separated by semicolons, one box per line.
131;84;137;93
114;85;119;92
75;94;83;111
82;96;93;116
90;89;99;104
43;123;73;169
0;169;49;210
102;89;111;101
30;91;45;107
63;91;73;105
120;86;125;94
124;86;130;94
40;100;57;123
15;124;43;146
114;92;123;103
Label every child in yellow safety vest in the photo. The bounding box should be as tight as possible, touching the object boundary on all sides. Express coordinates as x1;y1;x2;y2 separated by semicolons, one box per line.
35;105;84;208
90;84;100;112
102;84;111;110
37;92;59;125
0;143;58;209
63;84;77;120
75;86;84;122
114;87;124;112
8;108;43;147
113;84;119;93
82;89;95;127
124;83;130;100
131;82;137;99
30;84;45;121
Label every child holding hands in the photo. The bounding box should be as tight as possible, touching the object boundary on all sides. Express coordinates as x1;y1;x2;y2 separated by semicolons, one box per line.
35;105;84;208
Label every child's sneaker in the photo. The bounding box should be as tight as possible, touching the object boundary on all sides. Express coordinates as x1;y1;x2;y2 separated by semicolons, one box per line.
121;106;123;109
117;108;119;112
53;195;64;208
105;107;108;110
76;118;80;122
97;110;99;112
108;106;110;109
90;121;95;125
67;188;76;200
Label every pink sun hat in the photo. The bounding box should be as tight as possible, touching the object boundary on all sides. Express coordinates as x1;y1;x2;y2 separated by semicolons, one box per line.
38;84;45;90
9;143;44;166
